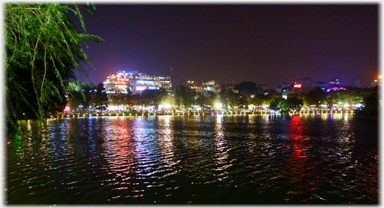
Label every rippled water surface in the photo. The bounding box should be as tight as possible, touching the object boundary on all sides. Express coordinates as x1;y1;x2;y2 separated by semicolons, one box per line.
6;114;378;204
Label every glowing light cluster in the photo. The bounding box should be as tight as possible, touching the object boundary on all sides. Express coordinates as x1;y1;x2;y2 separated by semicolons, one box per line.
326;87;348;92
294;84;302;88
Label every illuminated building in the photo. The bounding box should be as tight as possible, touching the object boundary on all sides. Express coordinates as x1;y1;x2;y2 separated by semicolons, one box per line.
202;80;221;94
183;80;205;93
276;82;293;98
202;80;216;86
159;76;172;89
103;71;131;94
181;80;222;95
275;82;293;93
131;73;160;94
103;71;172;95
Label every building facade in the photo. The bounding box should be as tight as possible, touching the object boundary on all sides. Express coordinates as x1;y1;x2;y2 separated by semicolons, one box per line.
103;71;172;95
103;71;132;94
202;80;221;94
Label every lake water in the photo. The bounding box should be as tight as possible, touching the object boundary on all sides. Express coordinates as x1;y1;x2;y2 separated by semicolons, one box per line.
6;114;378;204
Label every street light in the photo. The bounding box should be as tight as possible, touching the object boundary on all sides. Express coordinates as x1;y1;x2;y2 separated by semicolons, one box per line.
215;102;222;110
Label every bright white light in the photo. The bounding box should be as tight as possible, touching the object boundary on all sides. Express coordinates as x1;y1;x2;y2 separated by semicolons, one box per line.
158;103;172;111
344;103;349;108
136;86;147;91
117;85;127;89
215;103;222;109
148;86;160;90
108;105;118;111
137;80;155;85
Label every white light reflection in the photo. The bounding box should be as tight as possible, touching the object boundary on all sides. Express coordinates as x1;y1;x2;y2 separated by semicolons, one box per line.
159;115;178;168
247;114;255;124
264;114;270;122
131;119;160;167
320;113;328;121
213;115;230;179
48;119;69;156
261;114;271;131
335;113;343;120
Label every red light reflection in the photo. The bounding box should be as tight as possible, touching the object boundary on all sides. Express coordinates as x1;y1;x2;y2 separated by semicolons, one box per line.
286;115;309;157
283;115;317;198
103;119;137;178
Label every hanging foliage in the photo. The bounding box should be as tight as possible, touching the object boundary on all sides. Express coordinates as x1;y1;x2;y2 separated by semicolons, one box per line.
5;3;103;137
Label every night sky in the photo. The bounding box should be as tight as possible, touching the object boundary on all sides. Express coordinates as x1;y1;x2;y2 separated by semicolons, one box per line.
74;4;378;88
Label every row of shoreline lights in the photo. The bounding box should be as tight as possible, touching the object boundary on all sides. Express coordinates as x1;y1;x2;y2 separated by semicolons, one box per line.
108;102;361;112
65;101;362;115
55;108;355;119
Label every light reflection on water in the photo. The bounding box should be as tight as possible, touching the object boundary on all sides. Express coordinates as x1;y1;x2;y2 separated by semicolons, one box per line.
6;114;377;204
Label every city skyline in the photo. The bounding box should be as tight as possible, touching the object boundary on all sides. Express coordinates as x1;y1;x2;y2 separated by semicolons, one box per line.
74;4;378;87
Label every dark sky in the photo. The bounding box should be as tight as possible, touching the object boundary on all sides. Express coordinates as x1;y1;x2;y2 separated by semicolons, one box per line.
73;4;378;88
